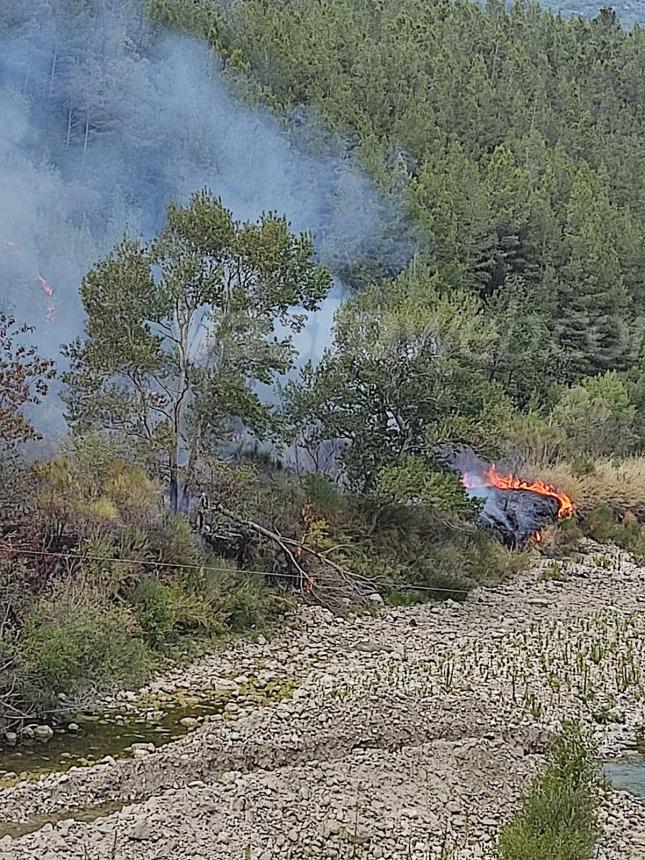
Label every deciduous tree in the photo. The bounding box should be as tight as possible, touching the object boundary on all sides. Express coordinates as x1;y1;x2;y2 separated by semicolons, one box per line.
0;315;55;451
64;190;331;510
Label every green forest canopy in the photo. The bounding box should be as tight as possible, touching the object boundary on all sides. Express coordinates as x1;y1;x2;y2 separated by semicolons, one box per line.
4;0;645;483
154;0;645;394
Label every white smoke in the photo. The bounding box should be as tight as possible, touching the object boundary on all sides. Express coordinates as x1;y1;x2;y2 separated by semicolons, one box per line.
0;0;412;372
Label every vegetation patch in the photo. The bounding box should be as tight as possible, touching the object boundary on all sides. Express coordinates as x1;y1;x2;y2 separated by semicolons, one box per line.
498;723;603;860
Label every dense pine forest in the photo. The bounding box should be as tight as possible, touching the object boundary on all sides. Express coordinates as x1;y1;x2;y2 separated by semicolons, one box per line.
1;0;645;728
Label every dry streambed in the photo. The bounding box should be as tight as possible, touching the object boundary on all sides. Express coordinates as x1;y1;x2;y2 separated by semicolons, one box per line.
0;541;643;859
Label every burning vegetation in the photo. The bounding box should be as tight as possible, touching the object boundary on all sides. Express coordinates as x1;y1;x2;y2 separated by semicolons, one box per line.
449;449;575;549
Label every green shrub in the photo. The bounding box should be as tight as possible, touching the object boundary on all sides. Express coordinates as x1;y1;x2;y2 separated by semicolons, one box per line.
376;456;475;517
303;473;347;520
15;598;148;708
152;513;199;567
164;560;238;636
131;577;176;645
498;723;602;860
499;410;568;468
583;504;645;563
222;575;279;632
552;371;638;458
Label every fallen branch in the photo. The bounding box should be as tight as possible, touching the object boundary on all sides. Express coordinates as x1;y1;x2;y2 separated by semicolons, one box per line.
280;536;374;590
211;504;376;601
214;504;316;593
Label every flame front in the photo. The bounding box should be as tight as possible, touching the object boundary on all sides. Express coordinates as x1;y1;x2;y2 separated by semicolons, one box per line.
462;465;574;519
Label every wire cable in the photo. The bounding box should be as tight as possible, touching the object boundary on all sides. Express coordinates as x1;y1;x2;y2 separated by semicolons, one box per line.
0;543;474;596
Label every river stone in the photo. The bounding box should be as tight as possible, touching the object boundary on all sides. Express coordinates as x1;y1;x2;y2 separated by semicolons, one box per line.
3;732;17;747
129;820;152;841
213;678;240;695
33;725;54;742
67;723;80;732
179;717;199;728
131;742;155;754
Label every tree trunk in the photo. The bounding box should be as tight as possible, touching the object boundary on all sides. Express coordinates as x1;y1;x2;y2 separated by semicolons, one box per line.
169;455;179;513
48;47;57;99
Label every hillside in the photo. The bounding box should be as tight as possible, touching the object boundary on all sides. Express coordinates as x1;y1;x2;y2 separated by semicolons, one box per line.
156;0;645;398
1;4;645;858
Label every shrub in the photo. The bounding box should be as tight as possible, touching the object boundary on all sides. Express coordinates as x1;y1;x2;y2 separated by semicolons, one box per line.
14;596;148;709
131;577;176;645
538;457;645;523
499;410;568;468
303;473;347;521
551;371;637;458
32;439;161;548
221;574;283;632
376;456;475;517
498;723;602;860
152;513;199;568
582;504;645;563
163;559;242;636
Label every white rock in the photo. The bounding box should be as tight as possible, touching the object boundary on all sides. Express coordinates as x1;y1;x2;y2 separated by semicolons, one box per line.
129;820;152;841
33;725;54;742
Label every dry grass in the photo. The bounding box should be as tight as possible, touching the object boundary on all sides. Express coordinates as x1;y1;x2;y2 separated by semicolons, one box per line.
534;457;645;521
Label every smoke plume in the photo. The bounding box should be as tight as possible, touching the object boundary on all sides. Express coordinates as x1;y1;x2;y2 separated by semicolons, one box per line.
0;0;410;378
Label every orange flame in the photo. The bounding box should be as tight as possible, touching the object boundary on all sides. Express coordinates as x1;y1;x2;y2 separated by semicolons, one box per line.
36;275;56;321
462;465;574;520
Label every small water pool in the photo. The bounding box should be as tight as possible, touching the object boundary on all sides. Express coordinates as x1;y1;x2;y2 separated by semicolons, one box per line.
0;676;294;790
0;699;222;786
604;756;645;799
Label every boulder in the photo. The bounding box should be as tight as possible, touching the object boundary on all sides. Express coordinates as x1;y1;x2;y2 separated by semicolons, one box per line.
33;725;54;742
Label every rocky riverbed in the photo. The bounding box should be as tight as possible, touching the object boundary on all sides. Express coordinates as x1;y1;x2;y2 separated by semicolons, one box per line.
0;541;643;859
